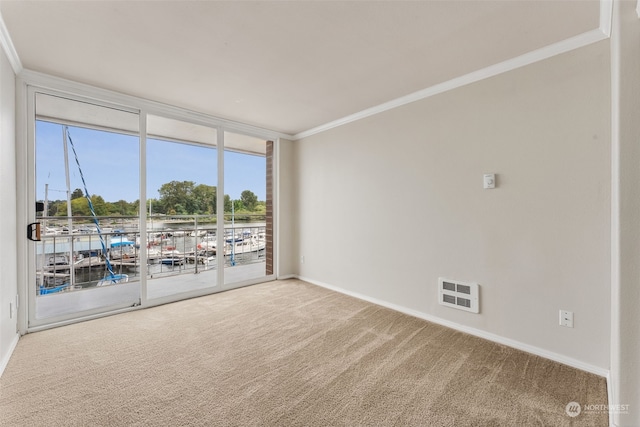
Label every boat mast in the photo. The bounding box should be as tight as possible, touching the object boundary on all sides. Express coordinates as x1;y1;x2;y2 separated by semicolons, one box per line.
230;199;235;266
62;127;75;286
43;183;48;231
42;183;48;283
65;126;117;283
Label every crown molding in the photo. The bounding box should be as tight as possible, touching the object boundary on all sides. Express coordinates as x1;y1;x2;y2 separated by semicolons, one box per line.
0;10;22;74
600;0;614;36
19;69;293;141
294;0;613;141
0;1;613;141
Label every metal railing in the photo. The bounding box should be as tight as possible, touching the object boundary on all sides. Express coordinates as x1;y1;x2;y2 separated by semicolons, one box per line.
36;215;267;295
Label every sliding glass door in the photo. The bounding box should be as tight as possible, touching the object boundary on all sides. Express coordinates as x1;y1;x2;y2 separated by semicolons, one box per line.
27;88;276;329
31;92;141;325
145;115;218;301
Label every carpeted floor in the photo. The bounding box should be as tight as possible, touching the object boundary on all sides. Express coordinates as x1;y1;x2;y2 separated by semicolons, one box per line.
0;279;608;426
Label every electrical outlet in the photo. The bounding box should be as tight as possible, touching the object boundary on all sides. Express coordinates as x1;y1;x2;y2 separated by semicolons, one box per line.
300;255;305;264
9;302;13;319
559;310;573;328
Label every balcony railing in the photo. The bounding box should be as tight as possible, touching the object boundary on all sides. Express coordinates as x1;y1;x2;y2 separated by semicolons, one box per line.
35;215;267;295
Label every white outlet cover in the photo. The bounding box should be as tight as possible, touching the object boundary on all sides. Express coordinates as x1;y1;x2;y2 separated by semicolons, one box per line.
560;310;574;328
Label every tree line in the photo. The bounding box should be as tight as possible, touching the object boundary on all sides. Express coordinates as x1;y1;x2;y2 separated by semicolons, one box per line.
42;181;263;217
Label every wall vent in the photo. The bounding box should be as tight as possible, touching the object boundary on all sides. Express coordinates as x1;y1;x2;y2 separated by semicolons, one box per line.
438;278;479;313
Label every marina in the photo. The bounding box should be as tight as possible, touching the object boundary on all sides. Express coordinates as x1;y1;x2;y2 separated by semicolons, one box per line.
35;219;267;295
30;124;271;321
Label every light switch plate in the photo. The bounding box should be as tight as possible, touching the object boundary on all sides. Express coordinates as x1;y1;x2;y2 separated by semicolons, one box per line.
483;174;495;189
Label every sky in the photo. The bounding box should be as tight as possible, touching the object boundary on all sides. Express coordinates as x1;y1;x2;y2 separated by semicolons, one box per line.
36;121;266;203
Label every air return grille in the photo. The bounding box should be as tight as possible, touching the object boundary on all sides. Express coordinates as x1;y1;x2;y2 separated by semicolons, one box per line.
438;278;479;313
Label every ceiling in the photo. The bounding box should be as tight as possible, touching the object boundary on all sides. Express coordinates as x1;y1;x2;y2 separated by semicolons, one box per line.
0;1;601;136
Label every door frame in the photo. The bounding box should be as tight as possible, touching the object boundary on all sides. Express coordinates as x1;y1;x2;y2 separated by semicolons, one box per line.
17;73;279;333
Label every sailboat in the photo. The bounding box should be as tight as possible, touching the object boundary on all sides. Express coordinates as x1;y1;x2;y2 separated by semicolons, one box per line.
65;126;128;288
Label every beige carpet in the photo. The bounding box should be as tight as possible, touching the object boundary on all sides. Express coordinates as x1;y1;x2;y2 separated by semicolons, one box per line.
0;279;608;426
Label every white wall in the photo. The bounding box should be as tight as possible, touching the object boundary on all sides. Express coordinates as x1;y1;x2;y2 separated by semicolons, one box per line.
611;0;640;425
277;138;298;278
295;40;611;371
0;41;17;374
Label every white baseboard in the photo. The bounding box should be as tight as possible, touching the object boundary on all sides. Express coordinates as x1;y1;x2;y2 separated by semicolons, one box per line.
277;274;297;280
0;333;19;378
606;371;615;427
298;275;609;378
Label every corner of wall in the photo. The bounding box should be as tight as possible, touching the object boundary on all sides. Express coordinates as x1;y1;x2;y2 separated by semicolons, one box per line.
610;0;640;425
0;31;19;377
276;138;299;279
